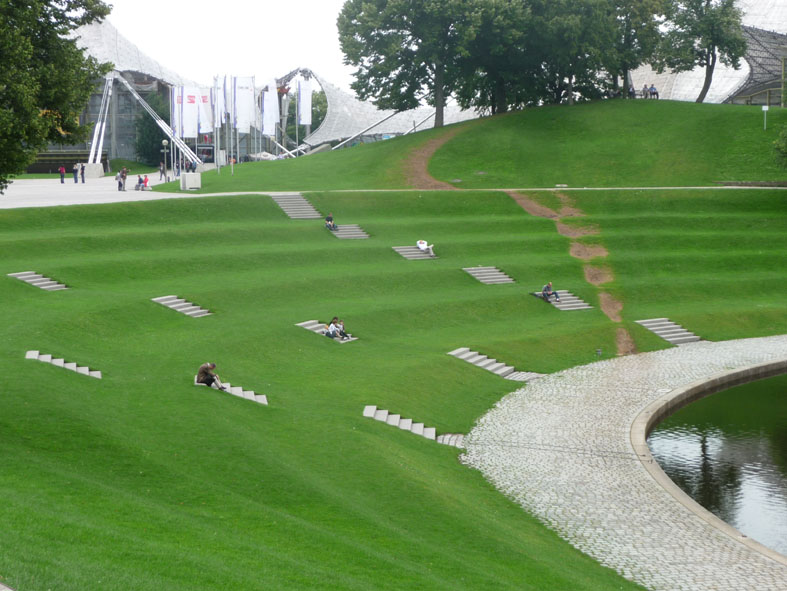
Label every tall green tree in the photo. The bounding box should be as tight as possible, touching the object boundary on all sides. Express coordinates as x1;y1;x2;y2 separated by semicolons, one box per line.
605;0;666;91
530;0;615;105
453;0;533;114
655;0;746;103
338;0;475;127
0;0;111;192
134;91;170;166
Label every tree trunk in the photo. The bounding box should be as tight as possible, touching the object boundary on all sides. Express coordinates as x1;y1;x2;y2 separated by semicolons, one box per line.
433;62;445;128
567;75;574;106
494;76;508;114
696;48;716;103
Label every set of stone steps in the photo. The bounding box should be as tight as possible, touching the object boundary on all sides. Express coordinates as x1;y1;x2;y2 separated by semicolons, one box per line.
26;350;102;379
463;266;514;284
151;295;211;318
194;376;268;405
295;320;358;343
532;290;593;311
436;433;465;448
332;224;369;239
270;193;321;219
392;246;436;260
447;347;543;382
635;318;701;345
8;271;68;291
363;405;464;448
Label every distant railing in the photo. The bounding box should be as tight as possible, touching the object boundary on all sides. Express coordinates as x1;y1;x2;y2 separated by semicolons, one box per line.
733;87;783;107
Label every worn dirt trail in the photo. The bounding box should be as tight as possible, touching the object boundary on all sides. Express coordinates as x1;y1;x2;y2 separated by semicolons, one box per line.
507;191;636;356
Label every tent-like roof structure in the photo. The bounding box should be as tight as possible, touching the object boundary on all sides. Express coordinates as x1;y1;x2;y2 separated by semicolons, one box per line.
300;71;479;147
74;20;194;86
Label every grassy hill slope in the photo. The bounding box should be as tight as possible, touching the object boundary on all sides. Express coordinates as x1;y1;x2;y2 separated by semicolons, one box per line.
157;100;786;193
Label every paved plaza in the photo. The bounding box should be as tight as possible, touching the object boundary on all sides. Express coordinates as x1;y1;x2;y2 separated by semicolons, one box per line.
463;335;787;591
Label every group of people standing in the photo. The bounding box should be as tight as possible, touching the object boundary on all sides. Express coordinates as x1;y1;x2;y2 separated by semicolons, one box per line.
58;163;85;184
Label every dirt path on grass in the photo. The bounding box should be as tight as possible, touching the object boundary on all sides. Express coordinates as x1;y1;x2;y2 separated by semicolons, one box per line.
402;128;465;190
508;190;637;356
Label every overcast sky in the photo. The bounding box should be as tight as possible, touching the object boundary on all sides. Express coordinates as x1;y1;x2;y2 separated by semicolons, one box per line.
106;0;355;89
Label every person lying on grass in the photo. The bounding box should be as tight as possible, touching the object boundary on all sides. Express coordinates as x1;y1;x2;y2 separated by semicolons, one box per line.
325;317;350;340
325;212;338;231
416;240;435;256
541;281;560;302
197;362;227;390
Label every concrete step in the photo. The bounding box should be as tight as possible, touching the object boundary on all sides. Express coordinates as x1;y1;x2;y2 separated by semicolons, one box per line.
422;427;436;440
39;354;52;362
8;271;38;278
22;275;45;282
52;358;65;367
456;350;479;360
464;354;489;365
89;370;102;379
485;362;506;373
635;317;701;345
76;366;89;375
255;394;269;405
386;414;401;427
392;246;436;260
374;409;389;422
169;302;193;310
64;362;78;371
363;405;377;418
636;318;670;326
186;309;211;318
42;285;68;291
492;365;515;378
399;418;413;430
410;422;424;435
25;350;39;359
475;358;499;369
670;336;701;344
152;295;179;303
447;347;470;356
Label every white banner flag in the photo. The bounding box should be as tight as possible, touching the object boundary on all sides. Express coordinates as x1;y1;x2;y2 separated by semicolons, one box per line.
298;79;312;126
198;87;213;134
179;86;200;138
262;80;279;137
233;76;256;131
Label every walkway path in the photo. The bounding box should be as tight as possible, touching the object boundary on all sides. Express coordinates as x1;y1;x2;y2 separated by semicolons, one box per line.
2;179;784;210
462;335;787;591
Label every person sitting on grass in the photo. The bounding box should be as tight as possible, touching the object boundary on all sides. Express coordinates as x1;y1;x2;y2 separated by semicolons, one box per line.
416;239;435;256
336;318;350;340
325;212;338;231
196;362;227;391
542;281;560;302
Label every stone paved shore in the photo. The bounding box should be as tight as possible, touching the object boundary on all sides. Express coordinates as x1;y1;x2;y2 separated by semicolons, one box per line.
463;335;787;591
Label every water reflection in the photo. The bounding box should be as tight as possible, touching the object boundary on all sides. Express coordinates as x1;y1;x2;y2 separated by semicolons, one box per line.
648;374;787;555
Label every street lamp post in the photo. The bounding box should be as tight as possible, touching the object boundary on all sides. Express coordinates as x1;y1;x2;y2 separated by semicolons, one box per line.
162;139;169;182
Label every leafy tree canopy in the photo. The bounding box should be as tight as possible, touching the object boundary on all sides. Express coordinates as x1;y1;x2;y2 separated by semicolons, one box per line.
655;0;746;102
0;0;111;193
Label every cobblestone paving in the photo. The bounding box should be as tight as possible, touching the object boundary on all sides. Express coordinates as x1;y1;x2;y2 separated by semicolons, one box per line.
462;336;787;591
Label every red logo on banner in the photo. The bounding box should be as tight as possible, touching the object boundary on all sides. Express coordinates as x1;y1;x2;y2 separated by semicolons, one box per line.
201;95;209;103
187;95;196;104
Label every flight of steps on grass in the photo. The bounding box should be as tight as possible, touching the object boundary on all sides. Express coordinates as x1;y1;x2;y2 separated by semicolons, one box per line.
531;290;592;311
295;320;358;343
447;347;543;382
271;193;321;219
8;271;67;291
152;295;211;318
635;318;701;345
26;350;101;379
392;246;436;260
463;266;514;284
194;376;268;405
362;405;465;448
331;224;369;239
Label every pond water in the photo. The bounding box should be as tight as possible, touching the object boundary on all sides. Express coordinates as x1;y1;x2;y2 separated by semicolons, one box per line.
648;373;787;556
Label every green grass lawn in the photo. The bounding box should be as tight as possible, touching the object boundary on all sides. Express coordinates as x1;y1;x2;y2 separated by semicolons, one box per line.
155;101;786;194
2;100;785;590
429;101;787;188
1;191;643;591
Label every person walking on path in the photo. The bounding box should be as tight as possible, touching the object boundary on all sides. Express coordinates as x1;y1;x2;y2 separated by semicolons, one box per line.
196;362;227;390
542;281;560;302
58;165;66;183
72;163;79;183
115;170;123;191
121;167;128;191
80;163;85;184
159;161;165;180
